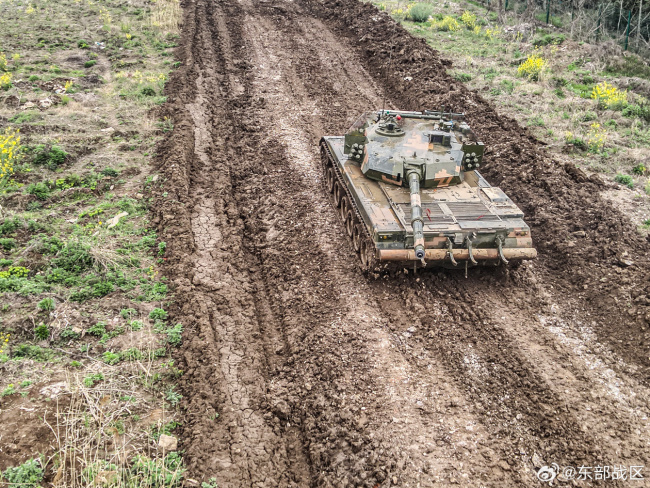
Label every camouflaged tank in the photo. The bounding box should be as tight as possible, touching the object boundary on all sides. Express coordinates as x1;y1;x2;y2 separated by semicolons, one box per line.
320;110;537;271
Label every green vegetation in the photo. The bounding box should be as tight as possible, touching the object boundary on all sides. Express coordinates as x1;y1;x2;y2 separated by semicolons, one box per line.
1;458;44;488
615;174;634;188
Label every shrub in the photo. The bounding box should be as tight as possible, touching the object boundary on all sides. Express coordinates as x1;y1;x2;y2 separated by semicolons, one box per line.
0;238;16;251
517;54;547;81
34;323;49;339
28;75;40;82
51;240;93;273
141;86;156;96
0;217;22;236
591;81;628;110
102;351;121;364
408;3;434;22
32;144;68;170
579;111;597;122
101;167;119;177
564;132;587;150
25;182;50;200
633;163;646;175
454;73;472;82
84;60;96;68
78;40;90;49
533;33;566;47
460;10;476;29
615;174;634;188
83;372;104;387
0;127;21;183
586;122;606;152
432;15;460;31
37;297;55;311
1;458;43;488
149;308;168;321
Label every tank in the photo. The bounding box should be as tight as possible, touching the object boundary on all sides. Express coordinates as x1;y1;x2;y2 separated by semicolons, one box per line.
320;110;537;271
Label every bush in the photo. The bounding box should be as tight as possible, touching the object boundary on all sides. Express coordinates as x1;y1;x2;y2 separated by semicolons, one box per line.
591;82;628;110
149;308;168;321
2;458;44;488
0;238;16;251
633;163;646;175
51;240;93;273
34;323;49;339
141;86;156;96
615;174;634;188
101;167;119;177
533;33;566;47
84;60;96;68
25;182;50;201
432;15;460;31
37;297;55;311
517;54;547;81
32;144;68;170
460;10;476;29
408;3;434;22
0;217;22;236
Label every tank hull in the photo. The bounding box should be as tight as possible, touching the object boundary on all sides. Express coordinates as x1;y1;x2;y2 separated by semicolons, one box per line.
321;136;536;270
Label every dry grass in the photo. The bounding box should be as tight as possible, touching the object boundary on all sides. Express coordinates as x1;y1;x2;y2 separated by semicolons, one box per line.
148;0;182;37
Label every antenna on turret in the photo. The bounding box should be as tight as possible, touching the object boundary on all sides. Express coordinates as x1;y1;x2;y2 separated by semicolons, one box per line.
381;20;398;116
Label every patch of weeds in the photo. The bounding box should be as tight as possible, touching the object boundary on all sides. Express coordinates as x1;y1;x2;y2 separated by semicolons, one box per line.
157;242;166;256
102;351;121;365
202;478;219;488
1;458;43;487
37;297;55;311
121;347;143;361
129;452;185;488
12;344;55;361
120;307;137;319
527;116;545;127
580;111;597;122
60;327;80;341
533;33;566;47
84;60;96;68
149;308;168;321
34;323;49;340
0;238;16;251
165;386;182;406
101;167;119;177
25;182;50;201
83;372;104;387
20;380;33;388
454;73;472;82
69;360;82;368
151;420;180;442
8;112;38;124
164;323;183;347
1;383;16;396
87;321;107;337
614;174;634;188
30;144;68;170
128;320;144;331
633;163;646;175
0;217;23;236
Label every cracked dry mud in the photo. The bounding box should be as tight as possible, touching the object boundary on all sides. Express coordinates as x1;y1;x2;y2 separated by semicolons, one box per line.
150;0;650;485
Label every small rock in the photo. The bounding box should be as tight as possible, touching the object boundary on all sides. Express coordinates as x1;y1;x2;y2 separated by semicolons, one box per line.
572;230;586;237
100;127;115;133
38;98;53;109
106;211;128;229
22;101;36;109
158;434;178;451
531;452;545;469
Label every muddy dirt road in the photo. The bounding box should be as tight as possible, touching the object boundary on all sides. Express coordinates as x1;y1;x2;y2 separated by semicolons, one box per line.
151;0;650;485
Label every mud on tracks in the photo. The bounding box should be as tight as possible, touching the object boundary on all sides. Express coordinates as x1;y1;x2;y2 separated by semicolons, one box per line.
150;0;650;485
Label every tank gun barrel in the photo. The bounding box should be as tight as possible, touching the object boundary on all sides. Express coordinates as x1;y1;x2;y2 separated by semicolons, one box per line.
408;171;425;260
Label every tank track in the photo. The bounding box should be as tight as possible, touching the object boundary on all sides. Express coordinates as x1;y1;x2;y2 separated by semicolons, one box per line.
320;141;381;273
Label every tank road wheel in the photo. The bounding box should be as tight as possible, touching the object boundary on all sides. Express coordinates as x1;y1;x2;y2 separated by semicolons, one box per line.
333;182;343;207
340;196;349;220
352;224;362;252
359;238;377;270
359;239;369;267
345;210;355;237
325;166;335;194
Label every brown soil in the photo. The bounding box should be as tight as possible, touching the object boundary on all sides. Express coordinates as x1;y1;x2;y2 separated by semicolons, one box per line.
151;0;650;485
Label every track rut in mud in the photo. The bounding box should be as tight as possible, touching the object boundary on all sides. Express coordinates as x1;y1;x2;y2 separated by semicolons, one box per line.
151;0;650;485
